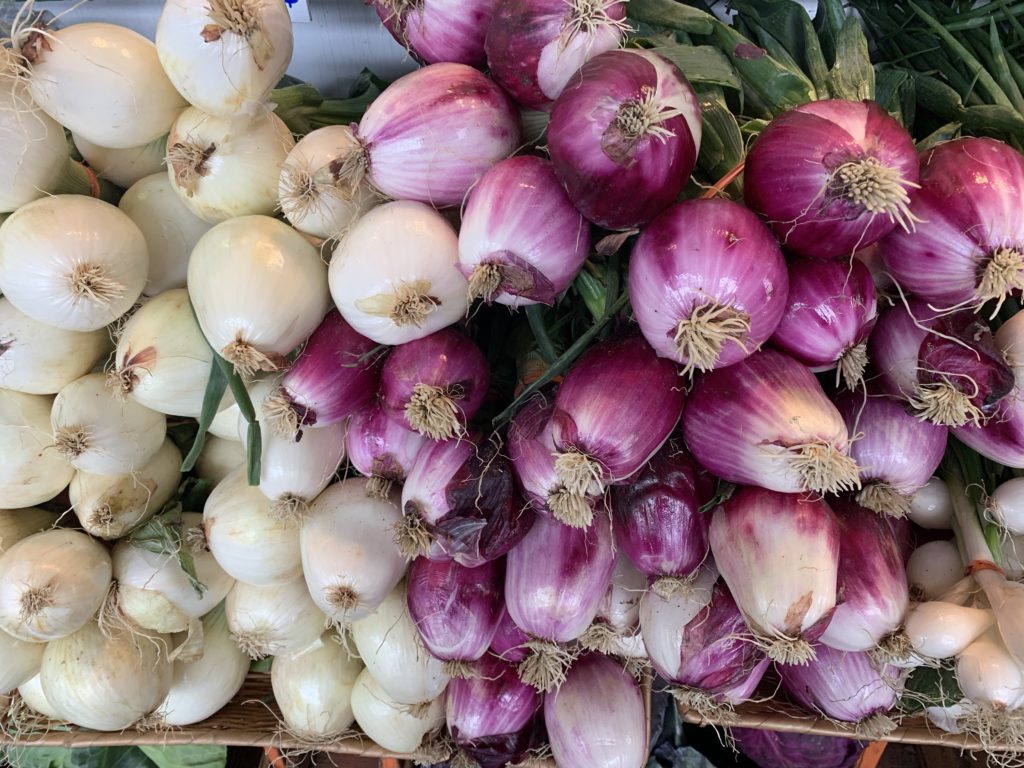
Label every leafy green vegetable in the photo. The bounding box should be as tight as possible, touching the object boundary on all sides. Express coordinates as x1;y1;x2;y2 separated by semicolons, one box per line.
900;663;964;715
0;746;226;768
129;503;204;596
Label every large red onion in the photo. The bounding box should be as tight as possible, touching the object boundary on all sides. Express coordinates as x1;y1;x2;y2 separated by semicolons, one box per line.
490;605;531;664
371;0;498;67
345;401;428;498
508;395;569;521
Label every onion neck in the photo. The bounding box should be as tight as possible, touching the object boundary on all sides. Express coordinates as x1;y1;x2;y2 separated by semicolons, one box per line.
204;0;274;68
829;156;920;232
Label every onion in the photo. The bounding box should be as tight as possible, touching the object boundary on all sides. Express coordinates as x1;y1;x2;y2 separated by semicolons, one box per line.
629;197;787;375
203;467;302;586
166;108;294;223
0;298;111;395
0;508;57;554
0;195;148;331
41;621;171;730
507;395;570;521
905;601;995;659
0;390;73;508
225;577;326;659
458;155;591;306
548;49;700;230
957;628;1024;708
990;478;1024;535
300;478;406;626
485;0;628;110
0;629;44;695
188;215;330;377
196;435;245;484
906;539;963;601
639;563;717;679
581;552;647;655
744;99;919;259
156;0;293;118
51;372;167;475
350;668;445;754
346;403;428;499
119;173;213;296
329;200;468;346
684;349;859;495
373;0;497;66
20;22;186;149
909;477;953;530
490;606;531;664
70;438;182;540
381;328;489;441
73;133;168;189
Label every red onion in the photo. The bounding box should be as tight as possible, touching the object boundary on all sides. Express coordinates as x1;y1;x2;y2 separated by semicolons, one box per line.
380;328;490;441
345;401;428;499
458;156;590;306
683;349;859;495
262;310;379;441
346;63;520;207
508;395;569;521
818;498;909;654
734;727;865;768
548;49;701;230
881;137;1024;314
834;392;946;517
398;435;533;566
371;0;498;66
769;256;877;388
548;333;684;528
629;198;788;375
710;487;840;665
779;644;902;738
579;552;647;658
744;99;919;259
407;556;504;677
490;605;530;664
609;441;709;598
544;653;647;768
485;0;629;110
505;512;615;691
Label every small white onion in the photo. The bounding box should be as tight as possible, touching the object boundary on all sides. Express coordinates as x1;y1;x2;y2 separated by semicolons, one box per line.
119;174;213;296
188;215;329;377
329;200;468;345
350;669;444;754
957;628;1024;708
225;577;327;659
906;601;995;659
209;396;243;441
51;372;167;475
0;529;112;642
203;467;302;586
0;390;73;508
1002;536;1024;580
0;508;57;554
990;477;1024;536
908;477;953;530
639;565;718;680
0;195;149;331
906;539;963;601
196;436;245;484
167;108;294;223
0;629;44;695
18;673;61;720
73;133;169;189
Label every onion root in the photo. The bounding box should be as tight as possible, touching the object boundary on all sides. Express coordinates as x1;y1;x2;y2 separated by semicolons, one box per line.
674;301;751;376
910;381;984;428
405;383;462;441
517;639;577;692
785;440;861;495
858;481;912;518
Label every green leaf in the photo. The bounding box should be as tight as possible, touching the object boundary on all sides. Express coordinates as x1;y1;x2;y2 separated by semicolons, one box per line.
729;0;830;95
874;68;917;126
987;17;1024;113
2;747;158;768
573;269;606;323
177;476;215;513
826;15;875;101
525;305;558;365
695;90;745;188
129;505;205;597
212;354;262;486
813;0;847;65
649;44;740;90
180;356;228;473
250;656;274;673
626;0;716;34
900;663;963;715
137;746;227;768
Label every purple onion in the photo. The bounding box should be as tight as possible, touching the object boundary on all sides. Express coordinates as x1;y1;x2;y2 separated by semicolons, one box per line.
733;728;864;768
407;556;504;675
881;137;1024;313
261;310;379;440
380;328;490;441
779;644;902;737
609;441;709;597
548;49;701;230
507;395;567;520
629;198;788;375
485;0;628;110
458;156;591;306
399;434;533;566
371;0;498;67
505;512;615;691
744;99;919;259
490;605;530;664
548;333;684;528
769;256;878;388
818;498;910;654
544;653;647;768
345;401;428;498
834;392;946;518
869;299;937;401
683;349;859;495
351;63;521;207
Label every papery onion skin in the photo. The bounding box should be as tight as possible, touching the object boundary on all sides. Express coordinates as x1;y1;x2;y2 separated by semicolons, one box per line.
0;390;74;508
351;668;445;754
0;508;57;554
373;0;497;66
74;133;169;190
490;605;531;664
508;394;567;519
225;577;327;660
629;198;788;374
548;49;701;230
346;402;427;493
0;629;44;695
744;99;919;260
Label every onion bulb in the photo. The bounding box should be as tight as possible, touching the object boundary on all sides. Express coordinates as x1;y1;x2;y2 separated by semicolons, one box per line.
0;507;57;554
18;673;61;720
906;601;995;660
196;436;245;484
0;390;74;508
0;629;44;695
225;577;327;660
350;668;445;754
73;133;169;190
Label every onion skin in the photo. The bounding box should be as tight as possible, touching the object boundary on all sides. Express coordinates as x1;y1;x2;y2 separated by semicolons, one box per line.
346;402;427;491
507;395;562;518
744;99;919;259
373;0;497;66
490;606;531;664
733;726;865;767
548;49;701;230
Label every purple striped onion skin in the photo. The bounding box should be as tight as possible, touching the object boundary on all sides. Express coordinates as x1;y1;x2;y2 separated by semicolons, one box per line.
490;605;531;663
867;299;936;401
372;0;498;67
446;654;542;754
507;395;561;518
345;402;427;494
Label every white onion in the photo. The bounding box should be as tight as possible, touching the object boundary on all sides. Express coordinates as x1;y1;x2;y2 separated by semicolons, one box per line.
906;601;995;659
301;478;406;626
203;467;302;586
167;108;294;223
156;0;293;118
0;390;73;508
272;631;363;739
1002;536;1024;580
41;621;172;730
908;477;953;530
71;438;182;540
18;673;61;720
188;215;330;377
196;436;246;484
73;133;169;189
120;174;213;296
51;372;167;475
0;529;112;642
23;22;186;149
209;395;243;441
906;539;963;601
957;628;1024;708
990;477;1024;536
225;577;327;659
0;195;149;331
351;581;449;706
350;669;444;754
279;126;377;239
0;298;111;395
0;629;44;695
0;508;57;554
639;565;718;680
329;201;468;345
